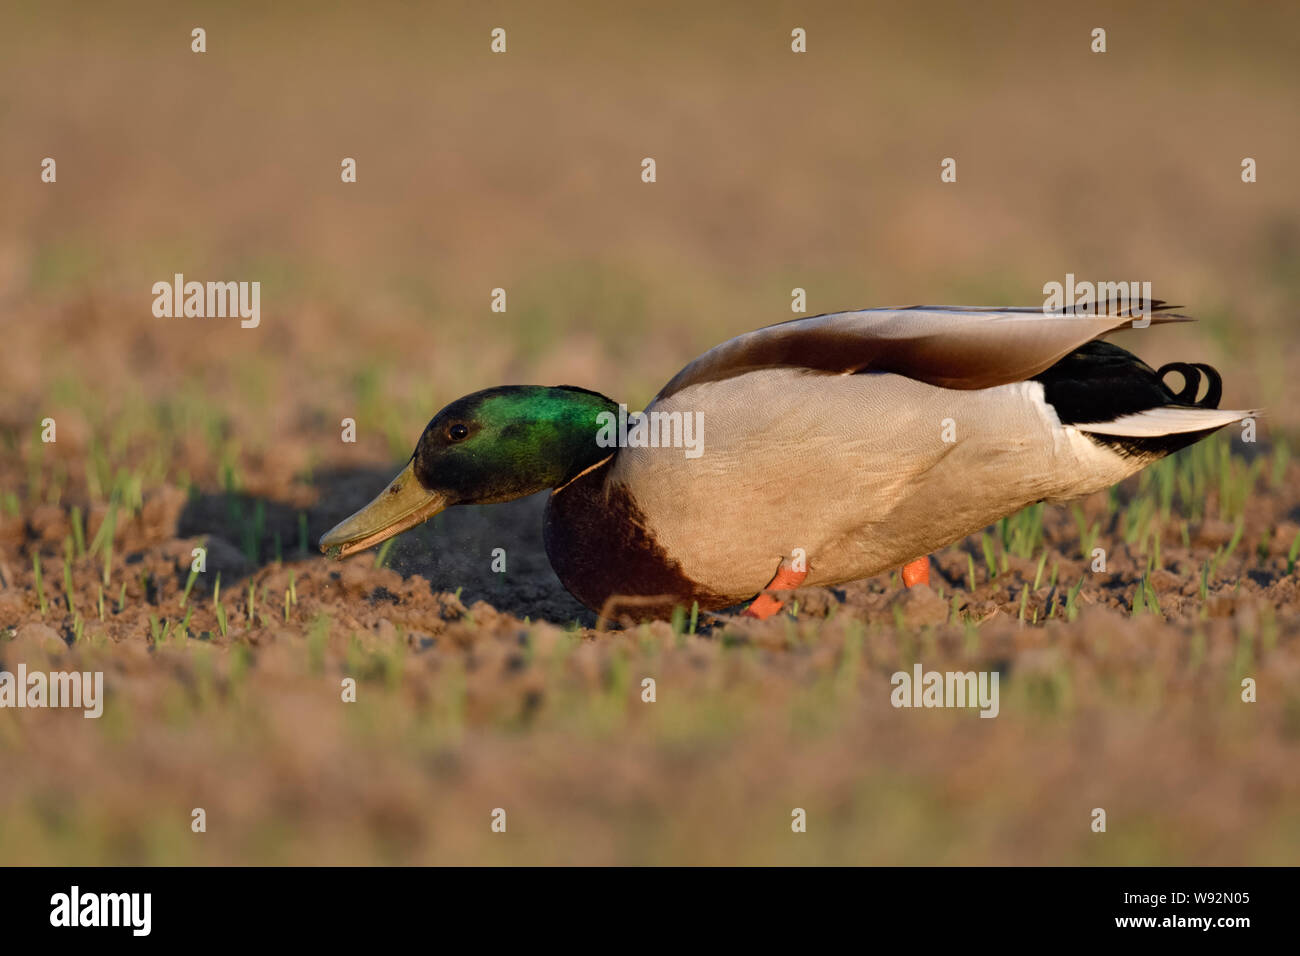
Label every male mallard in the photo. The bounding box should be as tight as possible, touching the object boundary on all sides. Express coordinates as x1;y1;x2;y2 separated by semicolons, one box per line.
320;305;1250;620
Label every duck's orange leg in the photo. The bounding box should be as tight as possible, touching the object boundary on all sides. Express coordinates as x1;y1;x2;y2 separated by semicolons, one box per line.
901;556;931;588
742;563;808;620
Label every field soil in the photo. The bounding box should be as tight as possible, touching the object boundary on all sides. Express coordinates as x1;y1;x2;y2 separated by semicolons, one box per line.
2;422;1299;865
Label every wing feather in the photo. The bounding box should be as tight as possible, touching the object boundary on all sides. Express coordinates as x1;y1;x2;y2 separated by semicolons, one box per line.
654;304;1190;402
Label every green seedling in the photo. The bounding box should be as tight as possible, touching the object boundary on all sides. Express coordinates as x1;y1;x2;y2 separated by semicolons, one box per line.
670;604;685;636
1257;529;1272;563
62;549;75;616
1210;518;1246;578
87;504;115;557
1065;575;1086;621
149;615;173;643
180;564;200;609
1071;503;1100;562
213;573;228;637
980;533;998;580
101;535;113;588
1032;552;1048;591
1122;495;1154;547
1143;576;1162;617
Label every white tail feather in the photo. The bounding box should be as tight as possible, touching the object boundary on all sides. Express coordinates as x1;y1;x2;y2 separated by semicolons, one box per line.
1075;407;1255;437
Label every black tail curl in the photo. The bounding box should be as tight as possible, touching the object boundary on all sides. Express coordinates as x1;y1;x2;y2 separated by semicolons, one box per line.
1155;362;1222;409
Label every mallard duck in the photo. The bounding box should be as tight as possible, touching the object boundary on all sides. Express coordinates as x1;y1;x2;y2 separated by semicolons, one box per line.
320;304;1250;620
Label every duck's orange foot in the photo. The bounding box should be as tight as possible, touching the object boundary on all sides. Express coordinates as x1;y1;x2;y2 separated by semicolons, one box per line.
742;564;808;620
901;556;931;588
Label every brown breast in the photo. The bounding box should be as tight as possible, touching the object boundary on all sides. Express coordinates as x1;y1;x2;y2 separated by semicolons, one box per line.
542;458;733;621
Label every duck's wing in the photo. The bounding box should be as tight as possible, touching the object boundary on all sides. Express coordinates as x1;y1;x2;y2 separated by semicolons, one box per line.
653;304;1190;402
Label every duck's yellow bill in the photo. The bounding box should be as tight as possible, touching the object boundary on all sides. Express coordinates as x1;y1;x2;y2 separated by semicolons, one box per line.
318;460;447;559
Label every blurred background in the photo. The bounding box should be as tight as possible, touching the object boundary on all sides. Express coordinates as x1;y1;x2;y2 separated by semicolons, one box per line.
0;1;1298;865
2;0;1296;462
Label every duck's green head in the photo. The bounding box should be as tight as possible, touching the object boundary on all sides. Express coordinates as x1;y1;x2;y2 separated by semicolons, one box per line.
319;385;618;559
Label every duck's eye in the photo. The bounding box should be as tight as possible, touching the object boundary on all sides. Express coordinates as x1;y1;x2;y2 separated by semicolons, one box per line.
448;423;469;441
